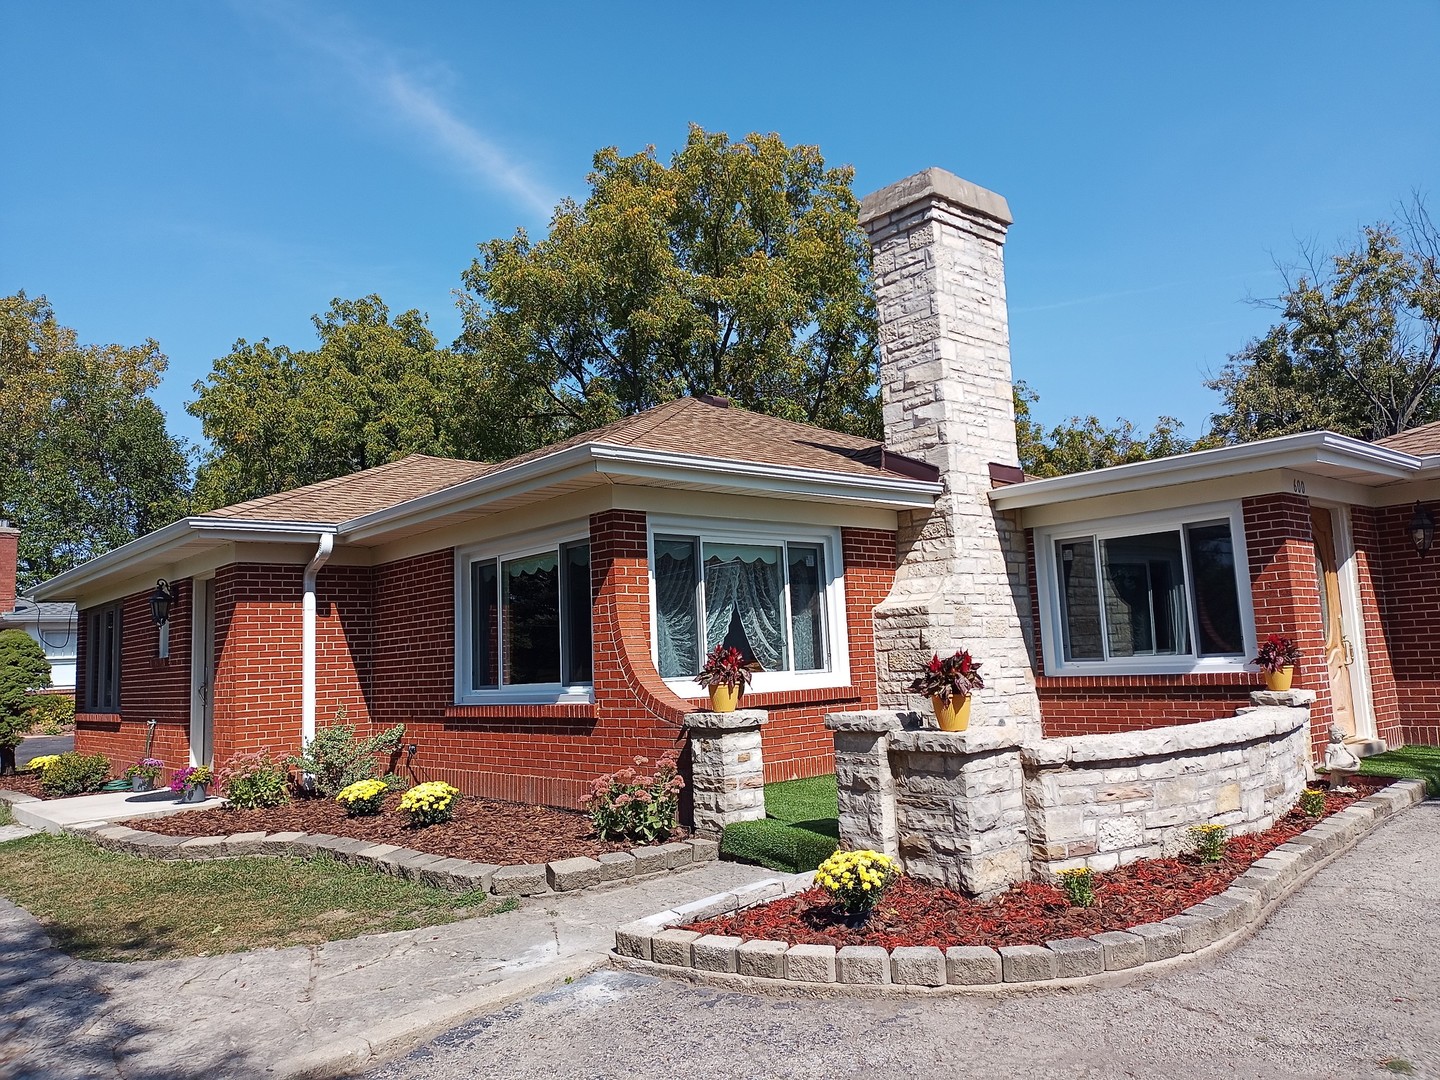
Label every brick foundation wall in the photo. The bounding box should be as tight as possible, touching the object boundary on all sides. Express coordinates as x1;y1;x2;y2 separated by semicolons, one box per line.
1367;502;1440;747
74;581;194;785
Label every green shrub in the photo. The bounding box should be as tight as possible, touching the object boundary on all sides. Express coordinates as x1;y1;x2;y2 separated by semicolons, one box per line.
720;818;838;874
27;695;74;735
285;711;405;797
581;753;684;843
40;752;110;797
218;750;291;810
0;629;51;759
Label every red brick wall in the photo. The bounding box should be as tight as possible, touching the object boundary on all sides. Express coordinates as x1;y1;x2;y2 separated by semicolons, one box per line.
1030;494;1334;758
0;527;18;616
74;581;193;784
212;563;372;763
1367;502;1440;746
1350;506;1407;748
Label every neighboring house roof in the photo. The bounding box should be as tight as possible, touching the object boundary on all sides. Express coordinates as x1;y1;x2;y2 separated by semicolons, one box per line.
34;397;942;603
1374;421;1440;457
0;598;77;623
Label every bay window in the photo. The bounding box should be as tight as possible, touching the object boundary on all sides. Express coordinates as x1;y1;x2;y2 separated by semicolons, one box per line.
1039;505;1253;675
651;520;847;692
457;535;592;703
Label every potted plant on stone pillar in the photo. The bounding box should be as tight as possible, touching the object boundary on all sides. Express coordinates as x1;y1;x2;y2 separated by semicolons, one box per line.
695;645;761;713
1252;634;1302;691
909;649;985;732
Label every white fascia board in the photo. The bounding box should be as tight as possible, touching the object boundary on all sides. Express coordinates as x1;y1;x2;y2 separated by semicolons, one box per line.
588;445;942;507
339;442;941;542
989;431;1422;511
33;518;337;601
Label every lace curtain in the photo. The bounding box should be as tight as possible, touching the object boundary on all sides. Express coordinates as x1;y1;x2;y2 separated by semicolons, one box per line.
703;544;787;673
655;540;699;678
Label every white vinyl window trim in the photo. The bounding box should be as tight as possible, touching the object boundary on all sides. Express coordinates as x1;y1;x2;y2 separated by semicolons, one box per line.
647;515;851;696
1034;501;1257;677
453;523;594;706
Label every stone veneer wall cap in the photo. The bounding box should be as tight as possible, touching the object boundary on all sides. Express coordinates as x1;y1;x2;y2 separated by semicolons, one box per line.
1057;710;1304;765
683;709;768;732
888;727;1027;755
858;167;1013;229
824;711;915;733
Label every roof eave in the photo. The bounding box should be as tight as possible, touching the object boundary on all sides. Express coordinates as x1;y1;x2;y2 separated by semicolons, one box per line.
33;518;338;602
988;431;1423;511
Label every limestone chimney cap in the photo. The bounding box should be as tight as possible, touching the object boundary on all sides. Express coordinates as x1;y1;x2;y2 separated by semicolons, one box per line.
858;167;1012;231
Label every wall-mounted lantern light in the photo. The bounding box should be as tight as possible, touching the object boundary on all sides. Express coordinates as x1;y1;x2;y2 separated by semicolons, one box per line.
149;579;174;626
1410;502;1435;557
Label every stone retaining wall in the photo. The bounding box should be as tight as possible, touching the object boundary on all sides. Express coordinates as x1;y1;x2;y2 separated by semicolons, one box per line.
828;691;1316;894
58;819;717;898
613;780;1425;990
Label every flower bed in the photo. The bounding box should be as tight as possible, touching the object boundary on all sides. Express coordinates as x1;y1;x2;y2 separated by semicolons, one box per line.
688;792;1356;950
131;791;689;866
0;774;50;800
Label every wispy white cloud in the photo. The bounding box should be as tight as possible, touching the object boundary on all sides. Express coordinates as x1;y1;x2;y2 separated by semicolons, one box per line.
1011;268;1282;315
241;1;559;220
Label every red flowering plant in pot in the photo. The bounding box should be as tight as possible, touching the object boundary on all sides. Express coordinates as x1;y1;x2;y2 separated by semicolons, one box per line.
695;645;762;713
1252;634;1302;691
908;650;985;732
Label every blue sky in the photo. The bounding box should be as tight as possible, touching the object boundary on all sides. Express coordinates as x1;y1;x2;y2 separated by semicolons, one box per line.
4;1;1437;450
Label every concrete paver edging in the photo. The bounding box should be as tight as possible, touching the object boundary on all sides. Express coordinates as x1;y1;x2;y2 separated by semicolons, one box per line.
611;780;1427;993
55;818;719;898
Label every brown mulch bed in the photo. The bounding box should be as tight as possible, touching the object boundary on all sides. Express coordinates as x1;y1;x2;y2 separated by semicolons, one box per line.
691;791;1357;950
131;791;685;866
0;774;50;800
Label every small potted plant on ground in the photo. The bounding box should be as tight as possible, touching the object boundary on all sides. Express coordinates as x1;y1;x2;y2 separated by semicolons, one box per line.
125;758;164;792
695;644;761;713
909;649;985;731
1253;633;1301;691
170;764;213;804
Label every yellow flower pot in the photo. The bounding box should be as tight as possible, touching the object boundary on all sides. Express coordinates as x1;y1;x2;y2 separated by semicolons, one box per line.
932;694;972;732
1265;667;1294;692
708;684;740;713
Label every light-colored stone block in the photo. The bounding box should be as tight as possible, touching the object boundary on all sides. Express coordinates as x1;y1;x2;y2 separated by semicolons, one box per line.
490;863;549;896
837;946;891;985
1045;937;1104;978
651;929;701;967
736;939;788;979
945;945;1002;985
546;856;604;891
784;943;837;983
1092;931;1147;970
889;946;946;986
1129;921;1183;963
613;922;654;961
597;851;636;881
1000;944;1057;983
691;934;742;973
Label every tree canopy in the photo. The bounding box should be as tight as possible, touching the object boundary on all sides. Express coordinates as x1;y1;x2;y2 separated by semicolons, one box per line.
1014;381;1203;478
0;292;191;589
1207;201;1440;443
188;296;494;510
456;125;881;456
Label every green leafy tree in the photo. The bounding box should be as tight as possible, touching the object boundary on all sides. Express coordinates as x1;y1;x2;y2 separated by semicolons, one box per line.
189;296;492;509
1207;200;1440;443
457;125;880;455
0;293;191;588
1015;381;1203;478
0;628;50;774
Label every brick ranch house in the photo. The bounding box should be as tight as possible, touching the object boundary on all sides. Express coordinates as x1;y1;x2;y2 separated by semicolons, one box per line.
35;167;1440;811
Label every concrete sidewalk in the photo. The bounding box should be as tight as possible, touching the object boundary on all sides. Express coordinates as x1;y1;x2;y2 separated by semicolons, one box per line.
3;787;224;832
0;850;775;1080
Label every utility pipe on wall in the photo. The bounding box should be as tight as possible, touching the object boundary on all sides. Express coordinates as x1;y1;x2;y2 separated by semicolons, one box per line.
301;532;335;744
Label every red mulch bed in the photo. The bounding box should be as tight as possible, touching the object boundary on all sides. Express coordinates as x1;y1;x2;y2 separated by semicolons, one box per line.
691;792;1357;950
131;791;685;866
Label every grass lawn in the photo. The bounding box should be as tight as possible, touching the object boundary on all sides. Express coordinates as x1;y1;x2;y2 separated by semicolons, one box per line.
0;834;516;962
0;801;11;827
1360;745;1440;797
721;774;840;874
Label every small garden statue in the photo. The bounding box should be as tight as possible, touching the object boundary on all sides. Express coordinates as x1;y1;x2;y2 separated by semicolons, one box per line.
1324;727;1361;793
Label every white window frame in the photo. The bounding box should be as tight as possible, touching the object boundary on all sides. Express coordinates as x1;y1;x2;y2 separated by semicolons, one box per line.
1034;501;1257;677
647;514;851;696
453;522;594;705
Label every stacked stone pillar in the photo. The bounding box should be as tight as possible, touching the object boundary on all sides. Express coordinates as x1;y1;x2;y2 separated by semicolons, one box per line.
684;710;767;836
858;168;1042;736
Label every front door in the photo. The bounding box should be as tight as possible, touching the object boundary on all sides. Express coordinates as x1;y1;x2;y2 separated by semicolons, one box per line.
1310;507;1357;737
190;578;216;767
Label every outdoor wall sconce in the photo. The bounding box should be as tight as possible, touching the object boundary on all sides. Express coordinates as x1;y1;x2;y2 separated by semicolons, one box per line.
1410;502;1435;557
149;579;174;626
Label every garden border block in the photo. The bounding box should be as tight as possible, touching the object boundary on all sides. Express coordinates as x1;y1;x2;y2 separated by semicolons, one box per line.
610;778;1427;994
61;819;719;897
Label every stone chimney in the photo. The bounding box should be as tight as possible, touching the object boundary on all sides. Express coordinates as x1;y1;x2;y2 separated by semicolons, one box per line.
0;521;18;617
859;168;1041;735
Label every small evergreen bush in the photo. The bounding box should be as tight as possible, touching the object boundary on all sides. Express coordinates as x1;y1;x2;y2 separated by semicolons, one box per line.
27;695;74;735
40;752;110;796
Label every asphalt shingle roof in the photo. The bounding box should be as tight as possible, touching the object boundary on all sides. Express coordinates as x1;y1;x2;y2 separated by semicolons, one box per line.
1375;420;1440;456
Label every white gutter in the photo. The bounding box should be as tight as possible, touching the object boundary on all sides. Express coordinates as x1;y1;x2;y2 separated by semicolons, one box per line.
990;431;1423;511
300;532;334;745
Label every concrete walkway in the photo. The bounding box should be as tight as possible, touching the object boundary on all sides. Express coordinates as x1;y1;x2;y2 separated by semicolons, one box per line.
0;848;776;1080
371;802;1440;1080
4;787;224;832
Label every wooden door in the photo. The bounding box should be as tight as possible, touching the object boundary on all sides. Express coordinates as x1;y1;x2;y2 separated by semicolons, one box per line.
1310;508;1357;737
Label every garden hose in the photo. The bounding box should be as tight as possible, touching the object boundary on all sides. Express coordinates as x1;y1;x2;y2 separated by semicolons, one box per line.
101;779;132;793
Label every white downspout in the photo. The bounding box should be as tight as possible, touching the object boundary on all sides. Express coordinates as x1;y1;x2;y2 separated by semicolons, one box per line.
301;532;335;744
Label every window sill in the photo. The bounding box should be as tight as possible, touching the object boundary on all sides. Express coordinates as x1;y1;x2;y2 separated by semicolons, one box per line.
445;703;596;720
1037;671;1262;690
677;685;866;710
